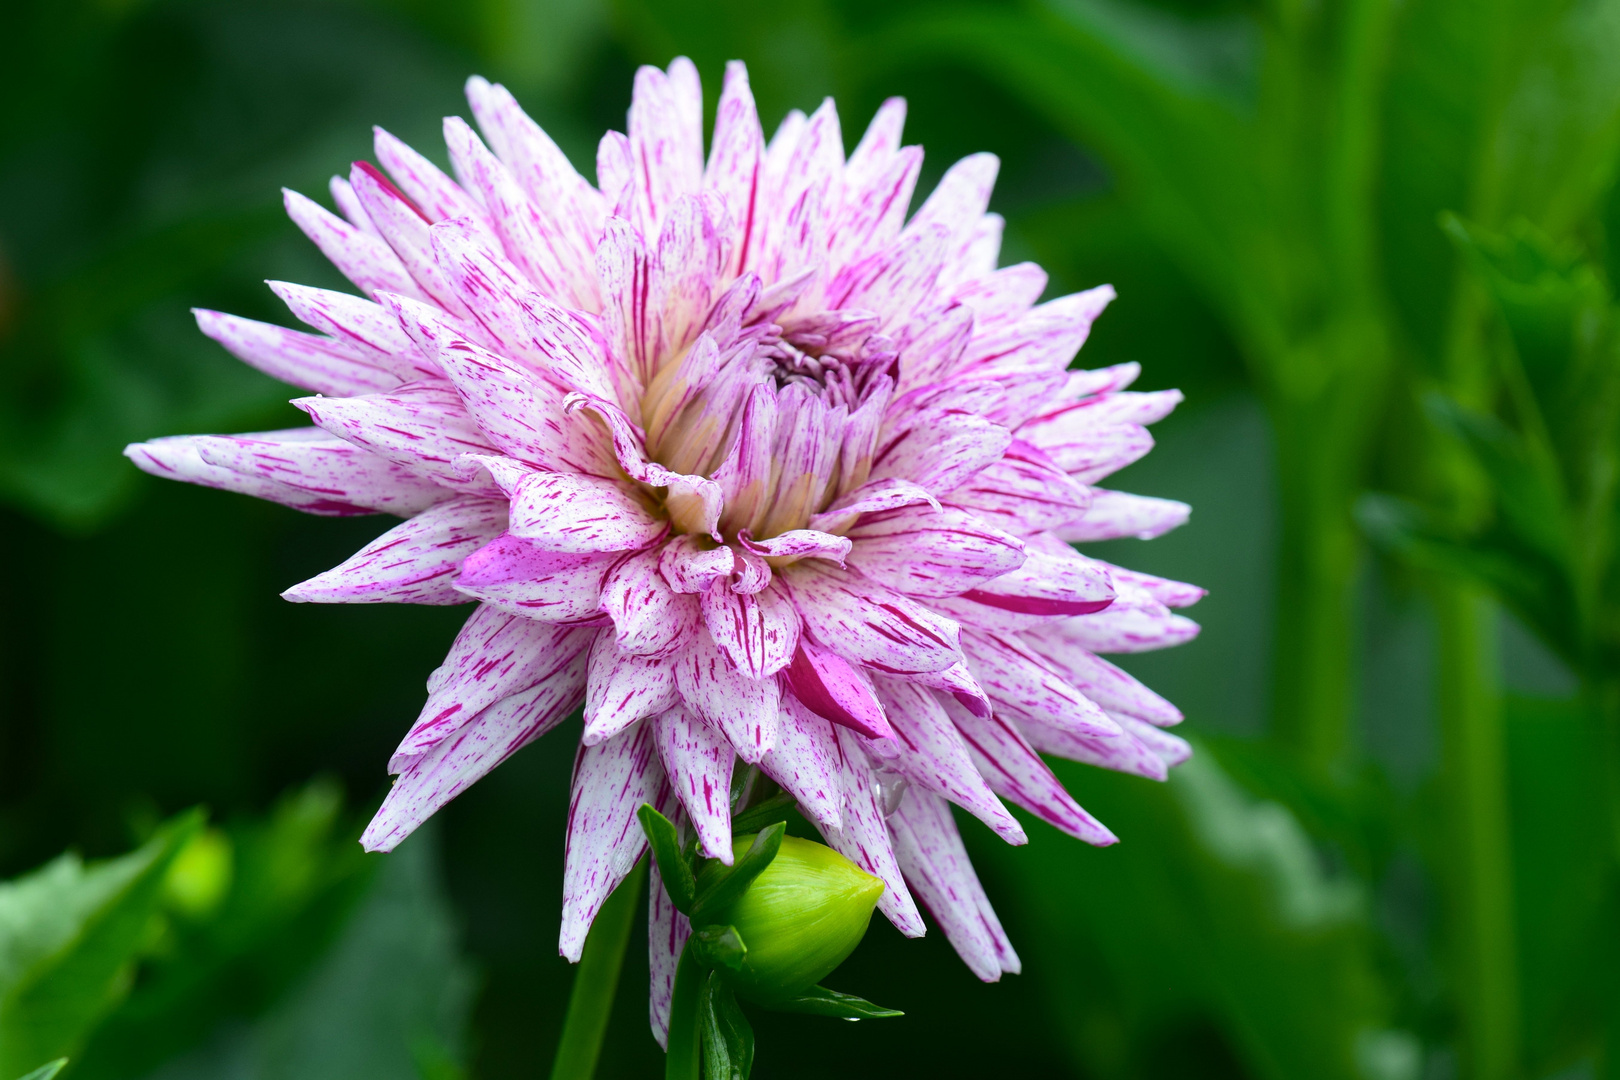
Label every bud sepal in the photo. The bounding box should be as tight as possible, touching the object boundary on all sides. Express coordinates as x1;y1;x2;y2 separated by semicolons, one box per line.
639;804;902;1080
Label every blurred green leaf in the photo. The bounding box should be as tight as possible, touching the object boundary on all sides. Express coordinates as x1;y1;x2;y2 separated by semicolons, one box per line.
985;747;1412;1080
0;811;201;1077
12;1061;66;1080
123;823;475;1080
72;783;375;1080
1489;0;1620;236
893;1;1270;348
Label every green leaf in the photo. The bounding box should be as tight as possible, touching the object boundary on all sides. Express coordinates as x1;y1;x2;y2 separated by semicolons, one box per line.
12;1061;67;1080
115;822;475;1080
698;972;753;1080
70;782;376;1080
1488;0;1620;236
689;823;785;925
983;746;1409;1080
1359;492;1582;665
892;2;1270;345
1423;393;1571;563
0;810;202;1077
637;804;696;914
728;792;796;836
762;984;904;1021
690;925;748;973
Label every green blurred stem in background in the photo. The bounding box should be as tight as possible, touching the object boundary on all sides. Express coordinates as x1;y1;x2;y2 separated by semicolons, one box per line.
1434;582;1519;1080
551;859;646;1080
1267;356;1384;775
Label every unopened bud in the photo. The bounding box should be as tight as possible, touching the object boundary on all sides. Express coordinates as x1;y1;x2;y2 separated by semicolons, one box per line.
694;834;884;1005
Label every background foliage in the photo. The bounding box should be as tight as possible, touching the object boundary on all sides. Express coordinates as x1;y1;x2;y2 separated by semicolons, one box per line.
2;0;1617;1077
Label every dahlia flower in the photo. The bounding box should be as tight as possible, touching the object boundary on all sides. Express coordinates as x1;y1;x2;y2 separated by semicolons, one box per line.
126;58;1202;1040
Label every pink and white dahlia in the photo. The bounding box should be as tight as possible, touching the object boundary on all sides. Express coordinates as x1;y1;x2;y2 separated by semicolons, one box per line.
127;58;1202;1036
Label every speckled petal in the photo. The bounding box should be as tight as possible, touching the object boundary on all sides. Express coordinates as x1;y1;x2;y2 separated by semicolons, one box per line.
654;706;736;863
283;495;507;605
890;788;1020;982
559;721;671;961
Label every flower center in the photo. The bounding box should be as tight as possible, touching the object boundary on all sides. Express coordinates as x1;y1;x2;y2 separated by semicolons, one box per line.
637;312;896;541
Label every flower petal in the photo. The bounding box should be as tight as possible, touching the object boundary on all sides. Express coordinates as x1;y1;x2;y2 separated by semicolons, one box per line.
431;338;617;476
454;533;617;622
600;547;701;657
283;496;507;605
700;581;800;680
583;636;679;745
654;707;736;863
193;308;399;397
1015;713;1169;782
674;627;781;763
704;61;765;275
890;788;1020;982
190;429;450;515
782;562;963;676
846;504;1025;598
560;721;672;961
871;677;1025;844
283;187;424;301
269;280;434;381
946;440;1093;536
505;471;664;553
869;409;1011;496
941;695;1117;846
293;381;500;495
959;630;1121;739
817;726;925;937
394;607;591;763
648;839;692;1049
1019;631;1184;725
361;627;594;852
761;697;844;831
782;639;892;739
1055;490;1191;542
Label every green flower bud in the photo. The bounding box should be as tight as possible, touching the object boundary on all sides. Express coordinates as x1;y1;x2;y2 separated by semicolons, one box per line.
694;834;884;1005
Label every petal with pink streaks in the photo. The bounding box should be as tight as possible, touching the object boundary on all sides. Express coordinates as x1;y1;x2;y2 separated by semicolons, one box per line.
846;504;1025;598
600;547;701;658
583;636;679;745
674;628;781;763
817;726;925;937
654;707;736;863
871;677;1024;843
362;628;593;852
193;309;398;397
701;582;800;680
454;533;617;623
761;697;844;831
1055;490;1191;542
283;496;507;605
782;562;963;676
941;695;1116;846
559;722;671;961
890;788;1020;982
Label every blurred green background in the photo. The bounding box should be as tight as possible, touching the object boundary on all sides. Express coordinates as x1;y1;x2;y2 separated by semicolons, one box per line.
4;0;1619;1078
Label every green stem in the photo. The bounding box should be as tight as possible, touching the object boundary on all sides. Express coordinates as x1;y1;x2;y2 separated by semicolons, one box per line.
665;943;704;1080
551;859;646;1080
1265;357;1378;775
1433;582;1519;1080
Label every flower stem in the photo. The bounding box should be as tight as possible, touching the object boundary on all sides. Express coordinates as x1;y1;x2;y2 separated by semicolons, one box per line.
550;859;646;1080
1265;366;1375;775
1433;581;1518;1080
